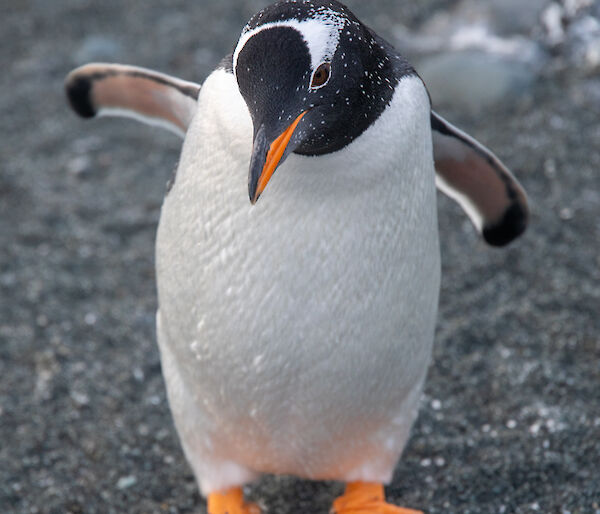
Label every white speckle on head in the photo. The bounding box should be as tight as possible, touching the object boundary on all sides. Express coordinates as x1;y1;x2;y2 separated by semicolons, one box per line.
233;9;346;77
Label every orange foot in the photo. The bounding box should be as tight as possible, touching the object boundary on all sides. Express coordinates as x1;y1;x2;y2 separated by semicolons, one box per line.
331;482;423;514
207;487;261;514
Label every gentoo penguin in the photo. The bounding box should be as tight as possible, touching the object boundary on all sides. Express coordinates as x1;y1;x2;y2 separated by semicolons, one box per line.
65;1;528;512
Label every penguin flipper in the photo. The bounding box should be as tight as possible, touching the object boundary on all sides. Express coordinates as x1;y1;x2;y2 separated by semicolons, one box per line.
431;110;529;247
65;63;200;138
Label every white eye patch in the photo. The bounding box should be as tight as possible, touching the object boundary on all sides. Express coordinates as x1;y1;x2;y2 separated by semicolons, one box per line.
233;12;345;78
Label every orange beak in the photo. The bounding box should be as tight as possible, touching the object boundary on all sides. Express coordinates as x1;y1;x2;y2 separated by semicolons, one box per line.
249;110;308;204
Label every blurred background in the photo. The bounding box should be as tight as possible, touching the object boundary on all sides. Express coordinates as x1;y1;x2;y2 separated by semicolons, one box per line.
1;0;599;512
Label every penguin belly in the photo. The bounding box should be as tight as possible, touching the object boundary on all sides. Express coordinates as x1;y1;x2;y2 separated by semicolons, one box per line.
155;69;441;494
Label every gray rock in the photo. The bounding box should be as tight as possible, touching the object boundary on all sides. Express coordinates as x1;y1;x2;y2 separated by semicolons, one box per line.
542;2;566;47
417;51;536;112
421;0;548;38
486;0;549;36
116;475;137;490
393;0;547;67
567;14;600;70
541;0;600;71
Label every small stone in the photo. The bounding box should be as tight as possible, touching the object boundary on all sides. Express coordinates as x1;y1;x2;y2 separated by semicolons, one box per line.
116;475;137;490
71;391;90;407
506;419;517;429
420;458;432;467
148;395;161;406
84;312;97;326
431;399;442;410
529;421;542;435
156;428;170;440
560;208;574;221
133;367;145;382
499;346;512;359
67;156;92;176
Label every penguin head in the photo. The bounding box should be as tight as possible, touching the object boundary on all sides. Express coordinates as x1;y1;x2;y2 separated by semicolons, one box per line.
233;0;406;203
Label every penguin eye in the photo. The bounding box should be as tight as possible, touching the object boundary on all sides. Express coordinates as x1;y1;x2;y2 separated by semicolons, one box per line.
310;62;331;89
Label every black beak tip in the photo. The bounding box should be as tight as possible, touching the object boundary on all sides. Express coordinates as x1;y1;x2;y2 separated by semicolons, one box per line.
249;189;261;205
248;125;268;206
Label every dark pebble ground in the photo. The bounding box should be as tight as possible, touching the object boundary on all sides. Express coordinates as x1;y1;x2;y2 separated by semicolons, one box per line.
1;1;599;513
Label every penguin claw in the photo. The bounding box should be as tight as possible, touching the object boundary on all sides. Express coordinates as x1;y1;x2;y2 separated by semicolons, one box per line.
331;482;423;514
